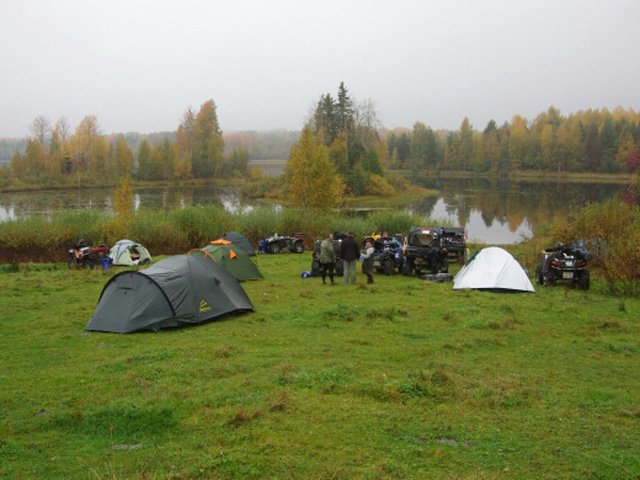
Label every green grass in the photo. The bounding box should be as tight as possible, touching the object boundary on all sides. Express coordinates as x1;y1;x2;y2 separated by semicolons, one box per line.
1;255;640;479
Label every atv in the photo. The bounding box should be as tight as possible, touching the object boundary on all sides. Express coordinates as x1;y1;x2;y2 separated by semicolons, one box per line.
536;243;592;290
363;235;404;275
67;239;110;269
261;233;305;254
402;227;449;276
439;226;467;264
311;235;344;277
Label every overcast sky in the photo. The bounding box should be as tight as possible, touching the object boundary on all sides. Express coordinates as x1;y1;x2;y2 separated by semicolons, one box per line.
1;0;638;138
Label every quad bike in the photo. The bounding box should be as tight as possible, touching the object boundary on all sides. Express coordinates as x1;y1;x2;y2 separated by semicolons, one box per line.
363;235;404;275
261;233;305;254
439;226;468;265
67;240;110;269
402;227;449;276
535;243;592;290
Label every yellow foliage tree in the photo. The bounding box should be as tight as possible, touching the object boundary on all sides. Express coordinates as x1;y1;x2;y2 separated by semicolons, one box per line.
364;173;395;197
285;126;344;212
107;178;135;240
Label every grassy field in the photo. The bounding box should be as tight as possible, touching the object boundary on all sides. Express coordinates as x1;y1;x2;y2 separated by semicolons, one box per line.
1;251;639;479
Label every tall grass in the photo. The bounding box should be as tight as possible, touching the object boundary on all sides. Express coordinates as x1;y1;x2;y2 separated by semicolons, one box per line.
0;206;431;259
0;210;106;249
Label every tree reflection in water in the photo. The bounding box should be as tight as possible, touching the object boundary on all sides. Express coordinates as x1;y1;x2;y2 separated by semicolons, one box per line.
0;179;629;244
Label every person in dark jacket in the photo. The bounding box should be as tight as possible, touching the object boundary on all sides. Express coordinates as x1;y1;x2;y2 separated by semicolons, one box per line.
339;231;360;285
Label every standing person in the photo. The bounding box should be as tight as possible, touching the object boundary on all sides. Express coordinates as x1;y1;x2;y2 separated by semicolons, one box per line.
361;239;375;284
319;233;337;285
340;231;360;285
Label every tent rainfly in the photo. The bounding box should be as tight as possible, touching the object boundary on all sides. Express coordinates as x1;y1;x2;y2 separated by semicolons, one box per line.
86;255;254;333
220;231;256;256
453;246;535;292
108;239;152;266
188;242;263;281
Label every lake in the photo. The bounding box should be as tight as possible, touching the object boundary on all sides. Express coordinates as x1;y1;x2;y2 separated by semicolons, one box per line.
0;177;630;244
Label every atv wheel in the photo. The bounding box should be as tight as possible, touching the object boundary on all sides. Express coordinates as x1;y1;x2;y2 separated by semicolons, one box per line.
578;270;590;290
83;257;95;269
335;259;344;277
268;243;280;254
383;257;395;276
67;256;77;269
544;270;556;287
311;259;321;276
402;260;413;276
535;266;544;285
293;242;304;254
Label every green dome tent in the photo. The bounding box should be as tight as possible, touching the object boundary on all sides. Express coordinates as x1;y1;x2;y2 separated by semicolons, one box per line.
108;239;152;266
188;240;264;281
86;255;254;334
220;231;256;256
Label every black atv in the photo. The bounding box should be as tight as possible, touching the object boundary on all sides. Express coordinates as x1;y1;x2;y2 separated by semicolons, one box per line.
311;235;344;277
261;233;305;254
536;243;592;290
439;227;467;264
402;227;449;276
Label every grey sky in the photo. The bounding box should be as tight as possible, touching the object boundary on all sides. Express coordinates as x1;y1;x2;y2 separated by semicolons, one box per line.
1;0;638;138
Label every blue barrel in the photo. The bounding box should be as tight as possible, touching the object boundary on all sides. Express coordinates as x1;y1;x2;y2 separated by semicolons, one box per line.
102;257;113;271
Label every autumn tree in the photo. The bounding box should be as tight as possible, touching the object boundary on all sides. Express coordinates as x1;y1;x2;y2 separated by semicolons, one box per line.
410;122;441;174
192;100;224;178
223;144;249;178
115;137;134;178
508;115;528;170
285;126;344;211
72;115;100;172
46;128;63;177
135;140;152;180
30;115;52;146
176;107;195;174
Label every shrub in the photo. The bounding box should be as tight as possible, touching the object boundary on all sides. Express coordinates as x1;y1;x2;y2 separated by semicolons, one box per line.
561;199;640;296
364;174;395;197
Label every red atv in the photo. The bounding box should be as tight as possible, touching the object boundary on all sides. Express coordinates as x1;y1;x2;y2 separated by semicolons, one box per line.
67;239;110;269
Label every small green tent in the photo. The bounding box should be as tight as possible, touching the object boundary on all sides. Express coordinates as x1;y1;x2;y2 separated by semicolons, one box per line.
189;240;264;281
220;231;256;256
108;239;152;266
86;255;254;333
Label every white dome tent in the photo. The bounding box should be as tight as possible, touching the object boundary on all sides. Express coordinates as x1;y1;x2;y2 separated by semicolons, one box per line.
453;246;534;292
108;239;153;266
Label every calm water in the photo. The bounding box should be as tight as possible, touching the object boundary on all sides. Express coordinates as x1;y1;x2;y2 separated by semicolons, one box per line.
0;178;629;244
408;177;628;243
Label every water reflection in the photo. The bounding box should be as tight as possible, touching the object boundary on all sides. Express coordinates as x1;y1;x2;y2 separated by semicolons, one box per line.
407;177;627;243
0;179;629;244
